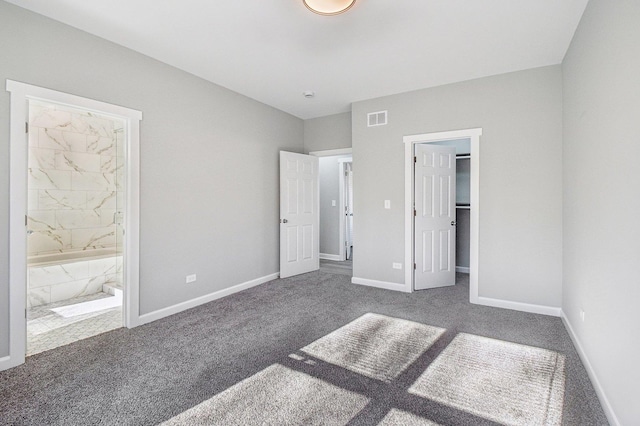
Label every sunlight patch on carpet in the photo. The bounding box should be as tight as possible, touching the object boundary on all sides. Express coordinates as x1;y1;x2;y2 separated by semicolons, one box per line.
378;409;442;425
301;313;445;382
409;333;565;426
160;364;369;425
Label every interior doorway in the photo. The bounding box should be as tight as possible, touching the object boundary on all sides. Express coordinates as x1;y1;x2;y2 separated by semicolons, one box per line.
5;80;141;371
310;148;353;276
403;128;481;300
25;99;126;355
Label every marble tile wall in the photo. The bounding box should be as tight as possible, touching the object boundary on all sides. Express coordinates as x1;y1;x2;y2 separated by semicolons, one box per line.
27;101;125;256
27;255;123;307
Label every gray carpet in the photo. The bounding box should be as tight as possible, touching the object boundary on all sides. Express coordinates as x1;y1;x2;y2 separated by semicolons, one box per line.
0;272;608;425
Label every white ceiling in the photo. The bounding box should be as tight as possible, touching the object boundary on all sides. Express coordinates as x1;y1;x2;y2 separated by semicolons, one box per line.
6;0;588;119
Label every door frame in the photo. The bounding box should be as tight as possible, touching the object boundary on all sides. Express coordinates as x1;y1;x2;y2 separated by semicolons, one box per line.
309;148;352;262
4;80;142;371
338;157;352;261
403;128;481;301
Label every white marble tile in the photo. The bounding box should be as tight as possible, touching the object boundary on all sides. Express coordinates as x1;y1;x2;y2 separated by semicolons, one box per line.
115;132;125;158
38;128;86;152
71;171;115;191
71;113;115;137
56;209;101;229
29;102;53;124
28;147;57;170
30;109;72;130
86;135;117;156
100;155;124;174
29;261;90;288
28;287;51;308
28;190;40;210
99;209;116;226
116;191;124;208
88;257;118;277
86;191;117;210
28;168;72;190
29;127;39;147
50;276;105;303
39;190;87;210
27;210;56;232
71;227;116;250
115;166;125;191
26;316;54;334
27;230;72;255
55;151;102;173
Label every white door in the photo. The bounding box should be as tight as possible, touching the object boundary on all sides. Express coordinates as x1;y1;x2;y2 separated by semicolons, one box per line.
280;151;319;278
345;162;353;260
414;144;456;289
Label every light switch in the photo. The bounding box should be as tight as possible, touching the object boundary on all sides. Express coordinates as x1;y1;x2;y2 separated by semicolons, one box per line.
331;200;336;207
384;200;391;209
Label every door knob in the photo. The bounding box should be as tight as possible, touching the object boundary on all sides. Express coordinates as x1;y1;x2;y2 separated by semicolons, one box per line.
281;219;288;223
451;221;456;226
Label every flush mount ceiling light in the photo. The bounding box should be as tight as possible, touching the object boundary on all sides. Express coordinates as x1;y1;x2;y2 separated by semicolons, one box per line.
303;0;356;16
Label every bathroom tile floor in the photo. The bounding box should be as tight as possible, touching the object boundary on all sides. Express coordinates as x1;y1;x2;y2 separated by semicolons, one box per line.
27;292;122;356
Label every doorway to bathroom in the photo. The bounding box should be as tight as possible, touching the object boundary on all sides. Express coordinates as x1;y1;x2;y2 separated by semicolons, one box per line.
25;100;126;355
5;80;141;370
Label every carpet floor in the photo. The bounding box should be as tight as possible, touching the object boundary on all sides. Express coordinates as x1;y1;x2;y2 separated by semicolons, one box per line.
0;272;608;425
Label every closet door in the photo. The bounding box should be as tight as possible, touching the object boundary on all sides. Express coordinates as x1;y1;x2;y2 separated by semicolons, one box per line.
414;144;456;290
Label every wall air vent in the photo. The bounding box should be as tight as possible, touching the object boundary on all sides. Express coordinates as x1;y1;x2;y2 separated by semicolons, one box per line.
367;110;388;127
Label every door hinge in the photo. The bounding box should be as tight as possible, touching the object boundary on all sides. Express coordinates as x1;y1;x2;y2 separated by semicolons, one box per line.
25;122;29;133
414;263;417;270
414;156;417;163
25;309;27;319
25;215;28;226
413;209;416;217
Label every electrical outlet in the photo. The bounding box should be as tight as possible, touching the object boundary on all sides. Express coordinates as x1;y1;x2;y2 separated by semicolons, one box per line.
580;309;585;322
384;200;391;209
186;274;197;284
331;200;336;207
392;263;402;269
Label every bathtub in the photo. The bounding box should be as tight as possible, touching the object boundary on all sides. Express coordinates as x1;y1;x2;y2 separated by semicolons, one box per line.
27;248;123;308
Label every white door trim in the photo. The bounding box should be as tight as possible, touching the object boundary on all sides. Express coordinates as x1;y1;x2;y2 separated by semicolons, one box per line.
403;128;481;301
308;148;352;157
4;80;142;371
309;148;353;262
337;157;352;261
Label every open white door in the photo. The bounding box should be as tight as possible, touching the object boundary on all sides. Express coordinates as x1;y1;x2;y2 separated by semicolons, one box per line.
345;162;353;260
280;151;319;278
414;144;456;289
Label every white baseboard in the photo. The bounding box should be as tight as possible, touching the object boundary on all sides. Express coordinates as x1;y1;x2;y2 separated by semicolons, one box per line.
455;266;470;273
352;277;410;293
0;356;14;371
138;273;279;326
474;296;562;317
319;253;342;261
561;311;620;426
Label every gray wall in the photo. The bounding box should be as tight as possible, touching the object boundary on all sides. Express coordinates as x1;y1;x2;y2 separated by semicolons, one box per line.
319;156;350;257
0;1;303;357
562;0;640;423
304;112;352;153
352;66;563;307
